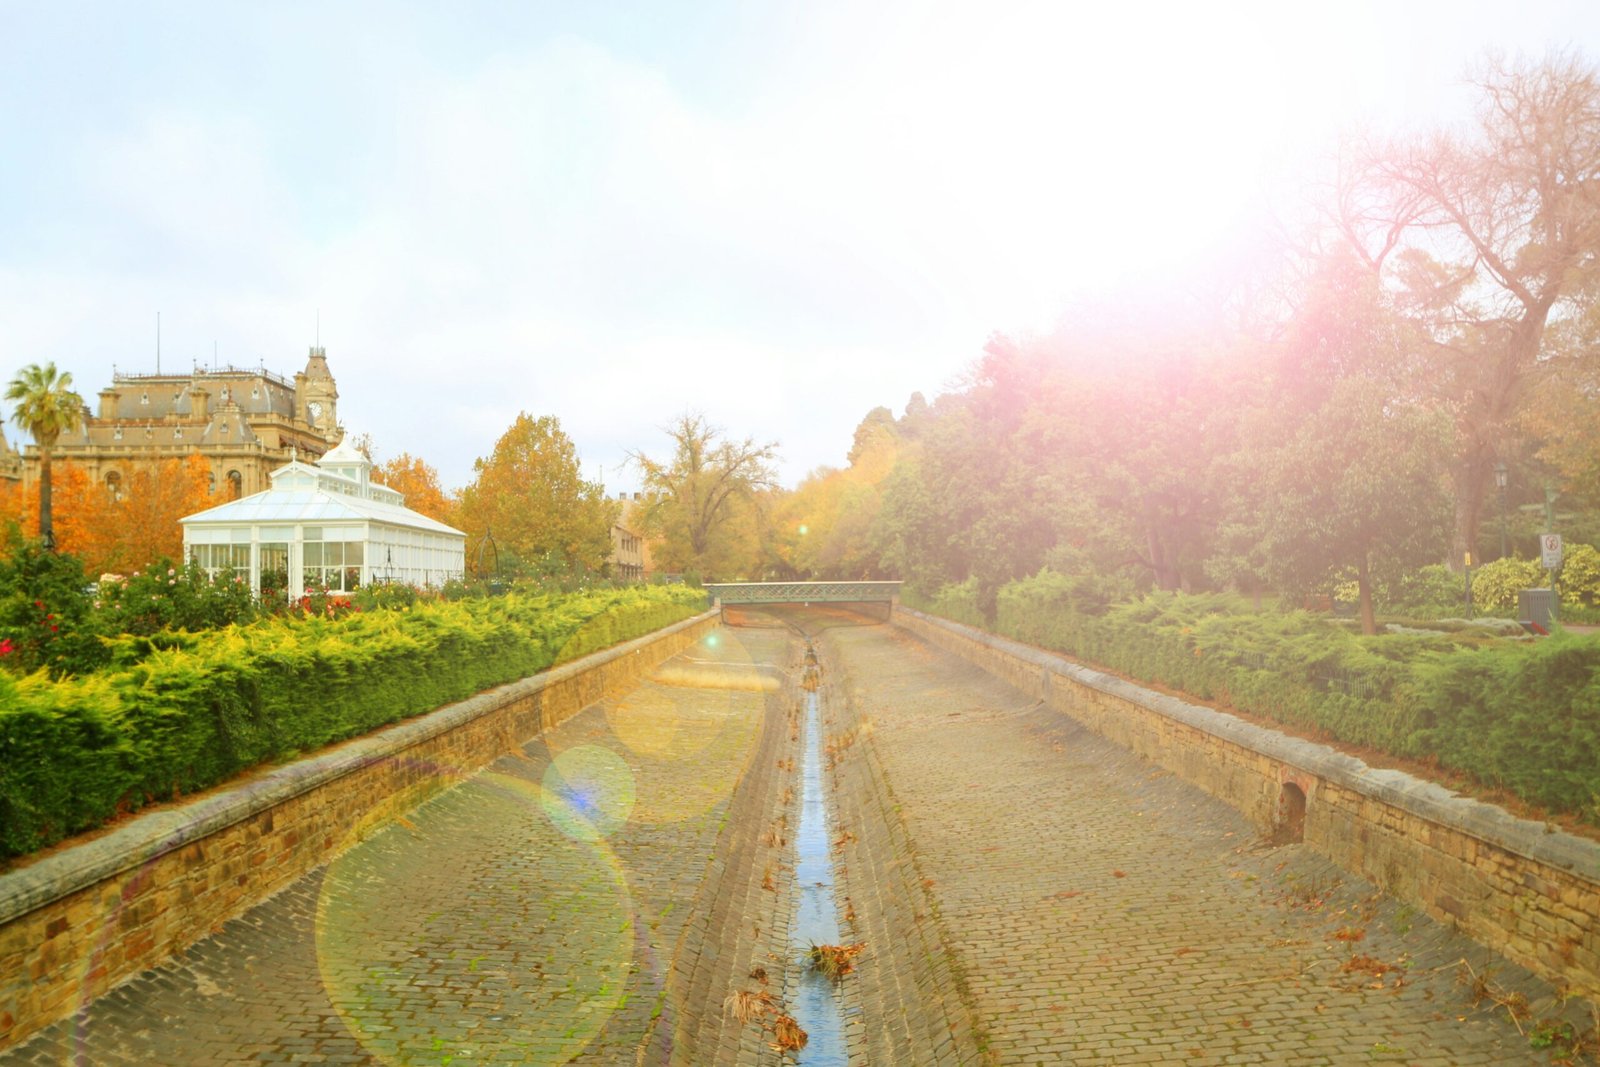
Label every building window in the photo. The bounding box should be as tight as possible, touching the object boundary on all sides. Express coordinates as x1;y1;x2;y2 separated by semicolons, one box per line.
105;471;122;502
174;427;183;439
190;543;250;584
140;392;149;405
259;542;289;596
113;426;123;440
227;469;242;499
303;536;363;592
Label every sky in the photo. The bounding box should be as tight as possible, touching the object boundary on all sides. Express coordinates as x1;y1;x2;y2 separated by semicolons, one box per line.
2;0;1596;493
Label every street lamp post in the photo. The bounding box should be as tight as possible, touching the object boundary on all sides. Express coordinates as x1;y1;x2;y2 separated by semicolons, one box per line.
1494;463;1509;560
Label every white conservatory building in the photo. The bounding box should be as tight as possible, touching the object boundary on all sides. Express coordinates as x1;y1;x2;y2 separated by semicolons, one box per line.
180;438;465;597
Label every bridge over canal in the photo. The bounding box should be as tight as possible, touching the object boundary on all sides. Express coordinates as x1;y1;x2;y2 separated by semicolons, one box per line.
703;581;900;621
0;604;1591;1066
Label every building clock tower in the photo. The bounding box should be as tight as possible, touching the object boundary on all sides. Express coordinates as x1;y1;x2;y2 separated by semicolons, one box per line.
295;347;339;432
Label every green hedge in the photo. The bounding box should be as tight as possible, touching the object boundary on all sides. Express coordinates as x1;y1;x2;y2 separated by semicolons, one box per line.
0;585;705;858
923;570;1600;820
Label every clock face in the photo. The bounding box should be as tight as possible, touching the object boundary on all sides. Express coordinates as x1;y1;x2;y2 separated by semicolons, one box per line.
308;401;323;424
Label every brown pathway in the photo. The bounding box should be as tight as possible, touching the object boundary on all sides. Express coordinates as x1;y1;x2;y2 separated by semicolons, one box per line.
820;621;1590;1066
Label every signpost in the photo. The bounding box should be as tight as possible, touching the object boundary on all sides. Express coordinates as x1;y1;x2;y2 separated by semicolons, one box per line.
1541;533;1563;625
1541;533;1564;569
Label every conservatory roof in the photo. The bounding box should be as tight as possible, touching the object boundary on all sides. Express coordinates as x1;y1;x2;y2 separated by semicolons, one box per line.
180;486;463;537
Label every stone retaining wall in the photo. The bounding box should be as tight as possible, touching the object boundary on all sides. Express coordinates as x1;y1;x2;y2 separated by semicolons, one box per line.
894;607;1600;1001
0;611;718;1051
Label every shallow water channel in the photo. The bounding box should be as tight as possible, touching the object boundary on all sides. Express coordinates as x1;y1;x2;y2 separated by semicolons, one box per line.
789;650;848;1065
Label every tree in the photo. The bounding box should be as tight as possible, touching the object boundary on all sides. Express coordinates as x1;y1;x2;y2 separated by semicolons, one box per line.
47;455;214;575
5;362;84;549
769;407;901;580
1258;380;1453;634
120;455;216;570
627;413;778;579
375;452;455;525
1339;52;1600;563
0;480;27;530
456;414;615;577
50;463;119;575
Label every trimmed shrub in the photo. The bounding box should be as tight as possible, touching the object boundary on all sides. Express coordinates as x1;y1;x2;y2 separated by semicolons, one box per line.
920;571;1600;821
0;584;706;858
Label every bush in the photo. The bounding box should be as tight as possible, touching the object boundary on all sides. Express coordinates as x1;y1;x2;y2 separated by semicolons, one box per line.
95;559;258;636
0;527;104;677
916;571;1600;821
350;581;421;612
0;584;707;857
1560;542;1600;607
921;578;984;628
1470;557;1547;614
1387;563;1468;615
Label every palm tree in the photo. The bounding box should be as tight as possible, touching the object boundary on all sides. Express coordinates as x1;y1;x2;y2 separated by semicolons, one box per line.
5;362;84;549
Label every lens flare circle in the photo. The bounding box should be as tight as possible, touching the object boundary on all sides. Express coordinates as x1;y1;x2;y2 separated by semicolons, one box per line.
315;766;637;1065
541;744;637;840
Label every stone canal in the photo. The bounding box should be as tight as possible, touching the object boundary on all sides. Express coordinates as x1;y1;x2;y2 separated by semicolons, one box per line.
1;607;1586;1065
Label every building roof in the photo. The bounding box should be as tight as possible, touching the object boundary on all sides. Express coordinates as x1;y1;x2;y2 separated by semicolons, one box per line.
318;436;369;466
180;486;463;536
181;450;462;537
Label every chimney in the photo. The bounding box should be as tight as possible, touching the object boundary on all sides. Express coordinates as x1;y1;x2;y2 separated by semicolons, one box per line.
99;387;120;420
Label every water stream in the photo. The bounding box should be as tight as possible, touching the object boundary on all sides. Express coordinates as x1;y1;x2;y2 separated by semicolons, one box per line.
790;648;848;1064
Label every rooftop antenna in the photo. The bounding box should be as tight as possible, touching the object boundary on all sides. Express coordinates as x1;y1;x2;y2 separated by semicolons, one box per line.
156;311;161;375
316;309;320;348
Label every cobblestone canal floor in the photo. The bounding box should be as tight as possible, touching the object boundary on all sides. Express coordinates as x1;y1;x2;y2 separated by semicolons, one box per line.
816;618;1590;1066
2;611;1590;1065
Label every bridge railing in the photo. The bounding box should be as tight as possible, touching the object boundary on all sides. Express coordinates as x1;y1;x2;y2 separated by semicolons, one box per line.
702;581;901;606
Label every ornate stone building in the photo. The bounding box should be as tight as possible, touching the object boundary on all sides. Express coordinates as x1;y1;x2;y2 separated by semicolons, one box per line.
0;429;21;485
4;347;342;501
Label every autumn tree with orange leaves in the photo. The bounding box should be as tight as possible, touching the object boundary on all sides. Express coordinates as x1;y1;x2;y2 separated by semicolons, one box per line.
50;455;215;575
374;453;456;525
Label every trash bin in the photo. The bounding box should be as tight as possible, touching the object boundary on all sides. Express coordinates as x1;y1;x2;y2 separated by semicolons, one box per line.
1518;588;1556;628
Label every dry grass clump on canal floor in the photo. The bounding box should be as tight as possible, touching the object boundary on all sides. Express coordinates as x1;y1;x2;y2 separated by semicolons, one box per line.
722;988;809;1053
807;941;865;983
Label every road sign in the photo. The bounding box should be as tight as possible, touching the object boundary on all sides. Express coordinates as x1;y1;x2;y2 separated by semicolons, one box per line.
1541;533;1564;569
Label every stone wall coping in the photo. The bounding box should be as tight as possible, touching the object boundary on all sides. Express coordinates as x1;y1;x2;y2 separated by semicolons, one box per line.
900;607;1600;880
0;610;717;926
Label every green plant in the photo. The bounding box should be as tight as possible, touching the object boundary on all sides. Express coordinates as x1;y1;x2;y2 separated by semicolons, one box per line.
0;584;707;857
95;558;258;636
917;571;1600;822
0;525;104;676
1559;542;1600;607
1387;563;1469;615
1470;556;1546;614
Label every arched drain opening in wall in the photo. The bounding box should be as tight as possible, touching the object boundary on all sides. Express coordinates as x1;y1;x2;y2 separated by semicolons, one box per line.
1277;782;1307;844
